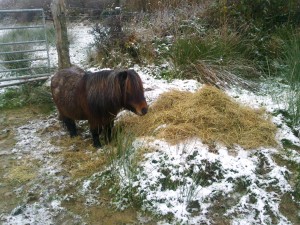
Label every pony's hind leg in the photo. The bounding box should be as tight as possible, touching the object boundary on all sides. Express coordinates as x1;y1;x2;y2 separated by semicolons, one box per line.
62;117;77;137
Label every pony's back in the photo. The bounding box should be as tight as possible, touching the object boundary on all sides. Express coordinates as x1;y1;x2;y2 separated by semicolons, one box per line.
51;66;87;120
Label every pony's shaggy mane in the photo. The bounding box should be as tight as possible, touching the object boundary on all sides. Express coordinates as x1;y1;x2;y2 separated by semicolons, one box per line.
86;70;122;117
85;70;144;117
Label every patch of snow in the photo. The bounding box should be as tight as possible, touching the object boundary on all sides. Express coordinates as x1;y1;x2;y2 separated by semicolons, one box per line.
51;200;63;211
133;64;201;104
1;117;73;224
273;114;300;146
68;23;94;67
82;180;92;193
4;203;54;225
11;118;62;160
226;87;282;112
281;149;300;164
46;23;94;69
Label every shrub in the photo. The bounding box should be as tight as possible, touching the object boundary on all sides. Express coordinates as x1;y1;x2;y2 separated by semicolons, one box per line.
90;13;154;67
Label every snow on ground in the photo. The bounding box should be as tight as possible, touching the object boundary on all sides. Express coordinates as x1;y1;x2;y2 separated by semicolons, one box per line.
1;117;84;224
32;22;94;69
1;23;300;225
128;140;292;224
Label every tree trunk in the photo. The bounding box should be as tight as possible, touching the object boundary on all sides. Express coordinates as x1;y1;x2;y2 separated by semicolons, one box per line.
51;0;71;69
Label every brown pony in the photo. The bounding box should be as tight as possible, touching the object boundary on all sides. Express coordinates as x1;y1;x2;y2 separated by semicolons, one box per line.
51;66;148;147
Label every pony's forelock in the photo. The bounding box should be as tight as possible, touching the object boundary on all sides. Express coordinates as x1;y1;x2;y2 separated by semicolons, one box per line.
125;70;145;99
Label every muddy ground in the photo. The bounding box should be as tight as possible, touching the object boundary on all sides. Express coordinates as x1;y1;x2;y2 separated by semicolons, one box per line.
0;107;155;225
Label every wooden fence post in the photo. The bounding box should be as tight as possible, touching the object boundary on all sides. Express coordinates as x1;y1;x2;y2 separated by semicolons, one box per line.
51;0;71;69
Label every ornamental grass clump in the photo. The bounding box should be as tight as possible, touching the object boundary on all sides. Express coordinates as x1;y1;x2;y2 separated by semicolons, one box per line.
121;85;277;149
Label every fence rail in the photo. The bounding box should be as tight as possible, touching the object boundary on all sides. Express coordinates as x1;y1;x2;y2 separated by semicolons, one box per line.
0;8;51;88
0;48;47;55
0;9;45;13
0;66;49;73
0;25;45;30
0;40;47;46
0;74;51;82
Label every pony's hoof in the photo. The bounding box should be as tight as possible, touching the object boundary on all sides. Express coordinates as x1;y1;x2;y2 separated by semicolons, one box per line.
93;142;101;148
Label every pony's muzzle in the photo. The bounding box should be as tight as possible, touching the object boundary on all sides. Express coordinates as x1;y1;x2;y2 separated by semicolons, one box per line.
141;107;148;115
133;100;148;116
135;107;148;116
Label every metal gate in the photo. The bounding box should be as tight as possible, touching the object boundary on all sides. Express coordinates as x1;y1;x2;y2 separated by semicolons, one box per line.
0;9;51;88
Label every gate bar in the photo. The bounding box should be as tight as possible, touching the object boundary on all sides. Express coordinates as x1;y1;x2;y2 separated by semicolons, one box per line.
42;9;51;74
0;25;44;30
0;40;46;46
0;77;48;88
0;74;51;82
0;9;44;13
0;49;47;55
0;57;48;64
0;66;49;73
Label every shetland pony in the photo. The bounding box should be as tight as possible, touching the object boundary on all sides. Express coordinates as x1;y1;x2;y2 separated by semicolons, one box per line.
51;66;148;147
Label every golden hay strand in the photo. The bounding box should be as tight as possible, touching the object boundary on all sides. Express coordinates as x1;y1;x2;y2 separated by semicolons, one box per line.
121;85;277;149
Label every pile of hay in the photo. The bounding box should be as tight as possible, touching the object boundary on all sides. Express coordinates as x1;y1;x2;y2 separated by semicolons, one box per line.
120;85;277;149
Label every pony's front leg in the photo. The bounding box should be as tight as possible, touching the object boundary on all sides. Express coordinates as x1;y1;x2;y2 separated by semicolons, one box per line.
90;124;102;148
61;116;77;137
104;121;114;144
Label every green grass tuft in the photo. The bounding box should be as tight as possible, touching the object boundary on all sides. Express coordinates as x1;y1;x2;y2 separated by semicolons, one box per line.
277;31;300;127
0;83;54;113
